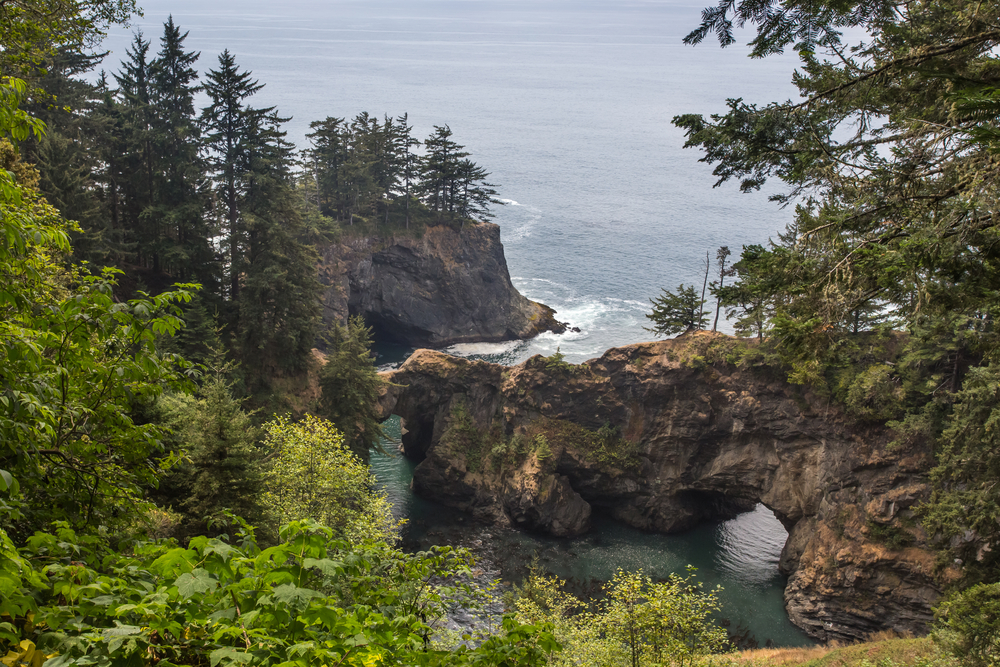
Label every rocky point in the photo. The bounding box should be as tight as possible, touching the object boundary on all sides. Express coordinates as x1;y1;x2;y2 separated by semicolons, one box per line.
317;221;564;347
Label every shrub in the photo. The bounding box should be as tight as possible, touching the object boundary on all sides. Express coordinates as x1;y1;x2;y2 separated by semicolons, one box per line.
2;519;558;667
260;415;397;544
934;582;1000;667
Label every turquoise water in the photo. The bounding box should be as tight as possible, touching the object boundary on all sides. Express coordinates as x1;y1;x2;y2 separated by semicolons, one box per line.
372;416;814;648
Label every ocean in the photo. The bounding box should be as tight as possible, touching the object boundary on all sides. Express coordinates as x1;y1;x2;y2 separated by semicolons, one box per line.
97;0;811;646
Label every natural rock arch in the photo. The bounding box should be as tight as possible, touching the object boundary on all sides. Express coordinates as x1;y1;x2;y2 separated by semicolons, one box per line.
376;335;948;642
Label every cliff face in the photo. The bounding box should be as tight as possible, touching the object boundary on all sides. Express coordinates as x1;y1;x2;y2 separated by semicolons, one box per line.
377;334;956;643
317;222;563;346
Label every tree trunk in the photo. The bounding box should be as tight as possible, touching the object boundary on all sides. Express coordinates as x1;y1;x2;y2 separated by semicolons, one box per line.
700;250;709;328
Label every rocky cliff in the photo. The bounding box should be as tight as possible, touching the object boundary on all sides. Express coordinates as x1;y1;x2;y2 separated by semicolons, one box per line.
377;333;956;643
317;222;563;346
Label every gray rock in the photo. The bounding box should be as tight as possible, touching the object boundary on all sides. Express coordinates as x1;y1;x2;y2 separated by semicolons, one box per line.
317;222;564;346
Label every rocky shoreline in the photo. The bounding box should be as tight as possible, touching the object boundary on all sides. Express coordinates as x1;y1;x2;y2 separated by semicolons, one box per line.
317;221;565;347
376;334;956;642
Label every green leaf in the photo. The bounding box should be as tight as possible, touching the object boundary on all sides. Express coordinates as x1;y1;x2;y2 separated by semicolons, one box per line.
303;558;342;577
0;469;13;492
209;647;254;667
270;584;322;608
175;568;218;598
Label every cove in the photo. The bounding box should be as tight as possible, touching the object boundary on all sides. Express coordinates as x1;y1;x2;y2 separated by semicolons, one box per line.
371;415;814;648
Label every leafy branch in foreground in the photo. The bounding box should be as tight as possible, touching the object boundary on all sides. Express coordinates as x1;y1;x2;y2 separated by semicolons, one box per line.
0;131;197;539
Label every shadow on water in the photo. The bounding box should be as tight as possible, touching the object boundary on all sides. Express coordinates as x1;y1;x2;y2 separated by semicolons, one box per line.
371;415;815;648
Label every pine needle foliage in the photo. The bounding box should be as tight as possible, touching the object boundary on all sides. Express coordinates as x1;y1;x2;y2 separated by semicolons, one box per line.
317;316;387;459
676;0;1000;586
645;284;707;337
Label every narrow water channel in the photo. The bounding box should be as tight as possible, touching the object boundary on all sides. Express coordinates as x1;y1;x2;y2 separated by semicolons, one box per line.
370;415;814;648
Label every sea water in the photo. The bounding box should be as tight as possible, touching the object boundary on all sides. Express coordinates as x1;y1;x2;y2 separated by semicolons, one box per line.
97;0;812;645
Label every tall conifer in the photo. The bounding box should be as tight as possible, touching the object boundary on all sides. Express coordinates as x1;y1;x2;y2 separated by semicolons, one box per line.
149;16;216;290
201;49;265;302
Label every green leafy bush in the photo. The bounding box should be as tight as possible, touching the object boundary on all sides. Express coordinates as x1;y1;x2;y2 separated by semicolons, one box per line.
1;519;558;667
260;415;397;544
514;567;730;667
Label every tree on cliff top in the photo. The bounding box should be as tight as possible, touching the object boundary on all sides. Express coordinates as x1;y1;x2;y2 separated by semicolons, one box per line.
420;124;503;225
645;284;707;337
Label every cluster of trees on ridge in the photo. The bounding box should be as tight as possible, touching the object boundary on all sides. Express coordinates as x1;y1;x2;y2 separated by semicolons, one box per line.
23;15;502;397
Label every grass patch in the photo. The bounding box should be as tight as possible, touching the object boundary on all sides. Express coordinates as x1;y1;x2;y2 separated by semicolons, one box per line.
718;636;955;667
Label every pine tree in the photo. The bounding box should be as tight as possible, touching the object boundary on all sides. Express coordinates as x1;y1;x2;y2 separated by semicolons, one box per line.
23;48;117;266
148;16;216;291
157;377;263;534
318;316;386;459
306;115;349;219
201;53;320;388
394;113;421;228
456;157;501;221
114;32;159;272
200;49;265;302
420;124;468;218
237;110;321;386
418;125;502;224
645;284;707;338
342;111;380;224
710;246;732;332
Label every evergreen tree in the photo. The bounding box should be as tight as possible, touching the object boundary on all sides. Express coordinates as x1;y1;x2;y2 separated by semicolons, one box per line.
420;124;467;217
455;157;501;221
200;49;265;302
23;48;117;266
148;16;216;290
394;113;421;228
713;244;779;340
237;110;322;386
113;32;159;272
645;284;707;338
157;377;263;534
678;0;1000;585
371;114;401;226
306;115;349;219
342;111;380;224
201;52;320;387
318;316;386;459
709;246;732;332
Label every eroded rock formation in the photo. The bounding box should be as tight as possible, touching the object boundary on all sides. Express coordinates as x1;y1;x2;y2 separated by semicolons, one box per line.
317;222;563;346
376;333;955;642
